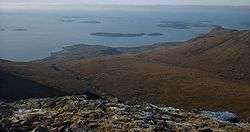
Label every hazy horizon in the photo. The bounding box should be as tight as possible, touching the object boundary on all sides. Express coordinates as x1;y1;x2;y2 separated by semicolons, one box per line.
1;3;250;11
1;0;250;10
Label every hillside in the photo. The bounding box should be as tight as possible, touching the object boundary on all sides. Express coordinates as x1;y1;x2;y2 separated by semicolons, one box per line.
0;27;250;120
143;27;250;81
35;42;181;64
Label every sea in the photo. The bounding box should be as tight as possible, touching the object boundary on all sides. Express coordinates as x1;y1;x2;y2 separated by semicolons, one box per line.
1;5;250;61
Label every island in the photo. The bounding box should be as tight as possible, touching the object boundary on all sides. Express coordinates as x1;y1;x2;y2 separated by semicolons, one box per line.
79;20;101;24
147;33;164;36
158;21;216;29
158;21;190;29
14;28;28;31
90;32;146;37
60;19;75;22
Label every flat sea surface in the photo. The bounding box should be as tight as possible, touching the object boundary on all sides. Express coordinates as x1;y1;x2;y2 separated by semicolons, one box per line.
1;5;250;61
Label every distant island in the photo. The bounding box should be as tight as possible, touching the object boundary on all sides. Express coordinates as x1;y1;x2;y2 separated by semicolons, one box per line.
157;21;217;29
90;32;146;37
90;32;164;37
13;28;28;31
60;19;75;22
79;20;101;24
60;18;101;24
147;33;164;36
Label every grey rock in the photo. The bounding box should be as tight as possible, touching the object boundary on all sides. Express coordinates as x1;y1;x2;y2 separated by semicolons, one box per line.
247;117;250;123
32;126;49;132
199;127;213;132
202;111;240;123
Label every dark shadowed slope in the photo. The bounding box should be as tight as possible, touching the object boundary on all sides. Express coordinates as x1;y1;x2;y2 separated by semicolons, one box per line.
0;69;66;101
0;60;92;94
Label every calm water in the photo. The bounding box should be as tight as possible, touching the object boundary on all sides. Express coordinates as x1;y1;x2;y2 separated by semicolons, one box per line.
1;5;250;61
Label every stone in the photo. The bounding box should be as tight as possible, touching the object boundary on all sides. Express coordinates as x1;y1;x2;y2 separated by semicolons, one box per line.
0;126;8;132
9;127;26;132
199;127;213;132
32;126;49;132
247;117;250;123
202;111;240;123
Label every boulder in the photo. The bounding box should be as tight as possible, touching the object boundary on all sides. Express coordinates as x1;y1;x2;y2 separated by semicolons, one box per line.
199;127;213;132
247;117;250;123
202;111;240;123
32;126;49;132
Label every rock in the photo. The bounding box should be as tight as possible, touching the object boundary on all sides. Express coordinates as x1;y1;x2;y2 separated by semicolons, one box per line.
84;91;102;100
32;126;49;132
247;117;250;123
9;127;26;132
199;127;213;132
0;101;14;118
58;125;67;131
1;118;11;128
74;128;88;132
202;111;240;123
0;126;8;132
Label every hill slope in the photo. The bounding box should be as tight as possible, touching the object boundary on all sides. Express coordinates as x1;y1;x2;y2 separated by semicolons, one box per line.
143;27;250;81
1;27;250;120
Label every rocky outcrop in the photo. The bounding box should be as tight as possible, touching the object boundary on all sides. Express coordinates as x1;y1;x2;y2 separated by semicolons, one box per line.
0;95;249;132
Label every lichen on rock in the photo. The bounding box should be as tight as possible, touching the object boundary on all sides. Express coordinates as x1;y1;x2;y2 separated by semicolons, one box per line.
0;95;249;131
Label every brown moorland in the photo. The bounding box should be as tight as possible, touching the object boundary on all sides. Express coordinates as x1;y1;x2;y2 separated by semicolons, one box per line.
1;27;250;120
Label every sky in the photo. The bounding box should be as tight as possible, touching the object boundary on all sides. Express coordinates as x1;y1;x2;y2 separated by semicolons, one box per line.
1;0;250;6
1;0;250;10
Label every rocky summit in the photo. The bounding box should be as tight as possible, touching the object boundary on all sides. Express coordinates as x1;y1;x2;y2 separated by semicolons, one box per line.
0;95;249;132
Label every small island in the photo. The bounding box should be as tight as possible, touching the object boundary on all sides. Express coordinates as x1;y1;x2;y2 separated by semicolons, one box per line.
60;19;75;22
79;20;101;24
90;32;146;37
147;33;164;36
158;21;215;29
158;21;190;29
14;28;28;31
90;32;164;37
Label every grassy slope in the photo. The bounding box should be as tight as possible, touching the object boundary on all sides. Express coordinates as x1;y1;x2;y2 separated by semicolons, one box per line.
65;54;250;120
143;27;250;81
